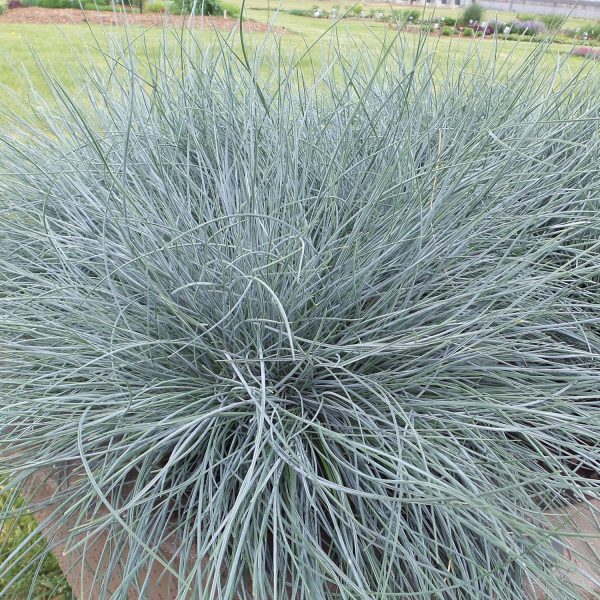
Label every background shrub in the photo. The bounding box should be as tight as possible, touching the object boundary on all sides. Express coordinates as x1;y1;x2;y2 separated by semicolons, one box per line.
146;0;167;12
351;2;363;16
287;8;312;17
572;45;600;58
220;0;237;16
460;2;483;24
1;30;600;600
573;21;600;38
37;0;79;8
81;2;115;9
540;13;565;30
398;8;421;21
171;0;220;15
515;12;537;21
510;19;547;36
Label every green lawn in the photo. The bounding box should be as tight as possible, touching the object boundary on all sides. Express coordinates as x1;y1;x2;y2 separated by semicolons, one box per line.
0;16;588;111
0;485;73;600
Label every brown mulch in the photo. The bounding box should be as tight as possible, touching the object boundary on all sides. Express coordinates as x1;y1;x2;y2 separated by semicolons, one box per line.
0;6;278;31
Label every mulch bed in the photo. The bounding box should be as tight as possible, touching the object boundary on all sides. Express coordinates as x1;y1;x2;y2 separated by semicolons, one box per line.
0;6;278;31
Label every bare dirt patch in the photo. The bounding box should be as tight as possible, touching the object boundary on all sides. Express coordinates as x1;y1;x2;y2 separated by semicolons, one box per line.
0;6;278;31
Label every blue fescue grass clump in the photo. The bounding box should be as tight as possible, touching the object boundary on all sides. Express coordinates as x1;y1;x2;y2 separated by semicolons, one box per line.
1;29;600;599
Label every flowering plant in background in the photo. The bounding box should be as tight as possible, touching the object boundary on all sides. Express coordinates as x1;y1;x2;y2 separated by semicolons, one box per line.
572;45;600;59
510;19;548;36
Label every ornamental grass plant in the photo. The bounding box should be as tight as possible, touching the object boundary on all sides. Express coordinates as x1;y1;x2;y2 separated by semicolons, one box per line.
0;23;599;600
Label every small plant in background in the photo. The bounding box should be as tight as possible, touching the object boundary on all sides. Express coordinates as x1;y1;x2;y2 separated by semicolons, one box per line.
391;8;420;22
171;0;221;15
460;2;483;25
146;0;167;12
572;45;600;58
220;1;238;17
1;25;600;600
81;2;115;10
287;7;312;17
37;0;79;8
571;21;600;40
540;13;565;30
510;19;547;36
351;2;362;16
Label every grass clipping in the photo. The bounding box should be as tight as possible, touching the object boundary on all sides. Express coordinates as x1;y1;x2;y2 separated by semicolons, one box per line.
1;28;600;600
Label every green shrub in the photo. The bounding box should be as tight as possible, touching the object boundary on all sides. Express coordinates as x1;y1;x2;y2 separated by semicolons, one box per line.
351;3;362;16
0;3;5;14
1;29;600;600
539;14;565;30
220;0;238;16
460;3;483;24
82;2;114;9
462;25;474;35
37;0;79;8
43;0;135;8
394;8;420;21
287;8;311;16
510;19;547;36
171;0;220;14
441;25;453;35
574;21;600;38
146;0;166;11
441;16;457;26
516;13;537;21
